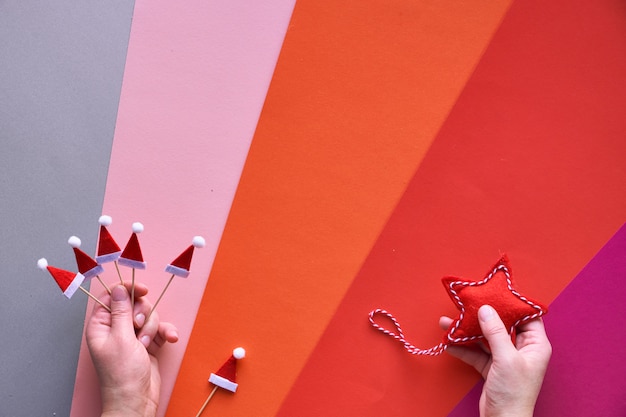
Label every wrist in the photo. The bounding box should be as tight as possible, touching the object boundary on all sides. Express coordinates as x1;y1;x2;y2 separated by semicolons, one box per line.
483;404;535;417
100;386;157;417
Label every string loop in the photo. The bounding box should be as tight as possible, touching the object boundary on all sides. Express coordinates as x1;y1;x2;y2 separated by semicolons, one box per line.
368;309;447;356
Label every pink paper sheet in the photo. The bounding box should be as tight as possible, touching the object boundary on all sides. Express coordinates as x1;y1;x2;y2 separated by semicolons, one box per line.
70;1;295;416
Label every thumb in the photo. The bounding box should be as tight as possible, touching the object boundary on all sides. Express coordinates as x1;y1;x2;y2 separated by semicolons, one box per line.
109;285;135;338
478;305;516;357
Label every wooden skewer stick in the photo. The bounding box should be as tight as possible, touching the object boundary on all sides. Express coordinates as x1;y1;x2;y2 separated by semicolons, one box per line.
96;275;111;294
114;261;124;284
79;286;111;312
146;274;175;321
131;268;136;310
195;386;219;417
124;221;144;302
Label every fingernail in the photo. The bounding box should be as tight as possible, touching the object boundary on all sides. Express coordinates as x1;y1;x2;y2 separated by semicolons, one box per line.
478;305;495;321
141;335;151;348
135;313;145;327
111;286;128;302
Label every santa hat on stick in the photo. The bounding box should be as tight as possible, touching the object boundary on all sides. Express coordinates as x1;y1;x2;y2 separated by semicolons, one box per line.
68;236;104;279
118;222;147;269
37;258;84;299
165;236;205;278
96;215;122;264
209;347;246;393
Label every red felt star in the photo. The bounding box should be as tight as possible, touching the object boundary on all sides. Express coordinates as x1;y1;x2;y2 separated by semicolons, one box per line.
369;255;548;356
441;255;548;346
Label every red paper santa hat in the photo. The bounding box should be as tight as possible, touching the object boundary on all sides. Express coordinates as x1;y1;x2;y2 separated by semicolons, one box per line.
118;222;147;269
96;215;122;264
37;258;84;299
68;236;104;279
165;236;205;278
209;347;246;393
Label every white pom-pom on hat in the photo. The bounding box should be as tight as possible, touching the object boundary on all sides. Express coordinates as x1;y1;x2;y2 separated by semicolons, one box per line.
192;236;206;248
37;258;49;269
132;222;144;233
233;347;246;359
68;236;82;248
99;215;113;226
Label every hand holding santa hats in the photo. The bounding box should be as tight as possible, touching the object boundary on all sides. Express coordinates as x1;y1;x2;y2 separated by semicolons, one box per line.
37;217;252;414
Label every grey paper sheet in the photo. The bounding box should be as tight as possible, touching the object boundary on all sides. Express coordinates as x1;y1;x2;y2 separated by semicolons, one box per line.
0;1;135;415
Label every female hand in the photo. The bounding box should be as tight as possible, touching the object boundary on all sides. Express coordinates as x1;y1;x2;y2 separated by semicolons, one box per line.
440;305;551;417
85;282;179;417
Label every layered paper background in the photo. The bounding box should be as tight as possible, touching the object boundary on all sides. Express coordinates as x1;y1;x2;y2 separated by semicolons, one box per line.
66;0;625;416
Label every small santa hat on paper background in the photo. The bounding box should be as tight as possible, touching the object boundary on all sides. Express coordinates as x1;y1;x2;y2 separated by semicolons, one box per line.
68;236;104;279
37;258;84;299
96;215;122;264
118;222;147;269
209;347;246;393
165;236;205;278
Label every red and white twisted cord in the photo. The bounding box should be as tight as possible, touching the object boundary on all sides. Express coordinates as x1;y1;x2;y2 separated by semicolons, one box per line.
368;309;447;356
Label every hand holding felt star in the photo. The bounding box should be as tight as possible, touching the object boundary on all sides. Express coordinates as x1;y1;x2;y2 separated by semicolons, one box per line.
442;255;547;346
369;255;548;356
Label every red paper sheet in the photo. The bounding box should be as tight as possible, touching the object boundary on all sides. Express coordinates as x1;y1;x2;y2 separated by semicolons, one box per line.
277;0;626;414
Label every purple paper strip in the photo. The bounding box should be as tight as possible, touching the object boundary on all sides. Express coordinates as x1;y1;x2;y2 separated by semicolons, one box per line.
448;222;626;416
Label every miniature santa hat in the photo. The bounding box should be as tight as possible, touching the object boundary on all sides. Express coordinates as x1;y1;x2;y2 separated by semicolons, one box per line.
68;236;104;279
165;236;205;278
37;258;85;299
96;215;122;264
118;222;147;269
209;347;246;393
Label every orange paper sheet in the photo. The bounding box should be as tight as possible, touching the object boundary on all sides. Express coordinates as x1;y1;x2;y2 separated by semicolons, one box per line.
166;1;512;415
